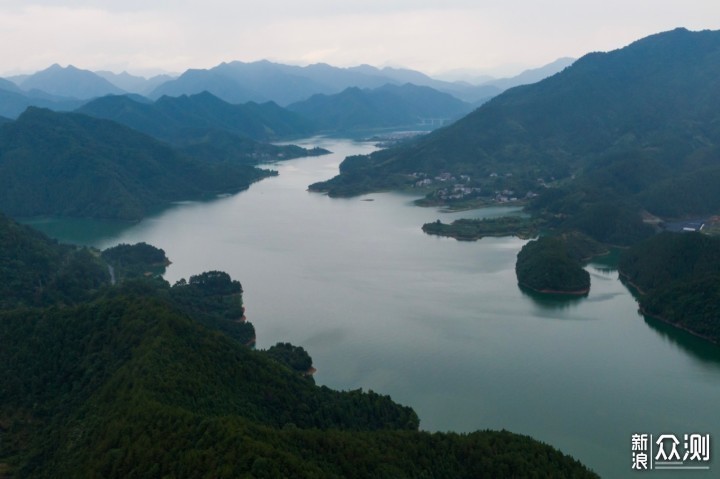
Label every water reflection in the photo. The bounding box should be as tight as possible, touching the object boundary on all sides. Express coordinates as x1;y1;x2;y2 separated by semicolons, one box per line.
616;272;720;367
518;283;588;311
586;248;622;272
19;216;136;246
642;314;720;368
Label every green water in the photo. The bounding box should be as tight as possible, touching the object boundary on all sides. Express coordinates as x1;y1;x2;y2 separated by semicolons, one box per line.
28;138;720;478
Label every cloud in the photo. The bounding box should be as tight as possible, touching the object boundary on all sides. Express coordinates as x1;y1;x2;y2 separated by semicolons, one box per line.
0;1;719;76
0;5;182;73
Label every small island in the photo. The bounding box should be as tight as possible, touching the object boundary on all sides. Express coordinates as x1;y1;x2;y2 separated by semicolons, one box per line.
422;216;543;241
516;236;591;295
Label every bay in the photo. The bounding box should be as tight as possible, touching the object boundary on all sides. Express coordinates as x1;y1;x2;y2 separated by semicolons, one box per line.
28;137;720;478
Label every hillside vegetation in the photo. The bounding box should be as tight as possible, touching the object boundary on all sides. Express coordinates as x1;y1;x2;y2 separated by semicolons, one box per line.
619;232;720;343
78;91;317;143
288;83;472;131
311;28;720;223
516;236;591;294
0;108;275;220
0;213;598;477
77;92;326;165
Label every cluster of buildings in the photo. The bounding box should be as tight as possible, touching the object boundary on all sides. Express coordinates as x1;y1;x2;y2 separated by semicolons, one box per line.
409;171;540;204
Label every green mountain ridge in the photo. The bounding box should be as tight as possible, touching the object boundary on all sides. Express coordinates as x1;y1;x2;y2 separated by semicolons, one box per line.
288;83;473;131
78;91;316;143
76;92;325;165
0;108;274;220
311;28;720;221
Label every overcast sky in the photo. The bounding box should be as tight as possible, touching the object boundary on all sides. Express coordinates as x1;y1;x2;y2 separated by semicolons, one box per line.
2;1;719;78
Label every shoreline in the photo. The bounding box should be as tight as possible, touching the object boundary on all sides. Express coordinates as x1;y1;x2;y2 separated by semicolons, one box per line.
619;270;718;345
519;282;590;296
639;306;719;346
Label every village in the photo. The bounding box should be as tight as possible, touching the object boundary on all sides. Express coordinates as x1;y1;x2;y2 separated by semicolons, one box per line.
408;171;541;205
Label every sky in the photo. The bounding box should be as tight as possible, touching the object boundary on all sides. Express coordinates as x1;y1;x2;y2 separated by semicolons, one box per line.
1;0;719;79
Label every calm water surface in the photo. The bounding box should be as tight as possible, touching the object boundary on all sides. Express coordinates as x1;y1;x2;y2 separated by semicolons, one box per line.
28;138;720;478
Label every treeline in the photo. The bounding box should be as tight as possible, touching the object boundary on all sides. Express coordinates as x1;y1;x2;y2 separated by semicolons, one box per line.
422;216;544;241
0;108;276;220
77;92;329;167
0;292;594;478
619;232;720;343
0;211;108;307
101;242;168;279
516;236;591;294
0;212;598;477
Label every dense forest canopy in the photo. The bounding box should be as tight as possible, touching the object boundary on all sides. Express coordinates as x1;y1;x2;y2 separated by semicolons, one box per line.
619;232;720;343
0;108;275;220
0;213;598;477
77;92;328;166
516;236;591;294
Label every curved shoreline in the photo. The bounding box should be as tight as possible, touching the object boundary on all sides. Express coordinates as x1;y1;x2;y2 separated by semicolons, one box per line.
639;307;719;345
519;282;590;296
618;270;718;345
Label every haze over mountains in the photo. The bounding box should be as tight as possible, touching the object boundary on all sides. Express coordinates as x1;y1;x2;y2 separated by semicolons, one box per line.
1;55;577;221
0;57;573;116
17;64;125;99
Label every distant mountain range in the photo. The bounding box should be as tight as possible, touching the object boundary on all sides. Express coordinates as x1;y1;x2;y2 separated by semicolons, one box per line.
147;59;572;105
477;57;575;91
311;28;720;220
0;58;571;121
94;70;176;95
150;60;479;105
288;83;474;131
0;87;84;119
16;64;126;99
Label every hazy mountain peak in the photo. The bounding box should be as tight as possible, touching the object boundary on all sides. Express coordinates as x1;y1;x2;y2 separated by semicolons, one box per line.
20;63;126;99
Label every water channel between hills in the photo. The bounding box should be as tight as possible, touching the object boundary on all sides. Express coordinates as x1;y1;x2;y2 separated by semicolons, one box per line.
27;137;720;478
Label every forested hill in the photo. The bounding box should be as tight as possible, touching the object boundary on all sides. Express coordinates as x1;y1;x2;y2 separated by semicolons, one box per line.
0;211;108;307
0;214;598;477
76;93;325;165
0;108;274;220
619;232;720;343
312;28;720;219
77;91;317;142
287;83;473;131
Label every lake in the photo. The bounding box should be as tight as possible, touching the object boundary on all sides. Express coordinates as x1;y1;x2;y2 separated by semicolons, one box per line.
26;137;720;478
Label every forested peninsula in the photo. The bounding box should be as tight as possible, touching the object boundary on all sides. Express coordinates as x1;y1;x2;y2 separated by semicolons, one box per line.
619;232;720;344
0;108;276;220
0;212;598;477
